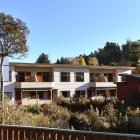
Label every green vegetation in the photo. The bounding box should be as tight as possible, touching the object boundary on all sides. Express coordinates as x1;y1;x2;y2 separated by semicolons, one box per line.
36;53;51;64
0;12;29;101
2;97;140;134
53;40;140;67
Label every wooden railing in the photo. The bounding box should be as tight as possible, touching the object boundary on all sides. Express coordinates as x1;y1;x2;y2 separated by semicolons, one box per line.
0;125;140;140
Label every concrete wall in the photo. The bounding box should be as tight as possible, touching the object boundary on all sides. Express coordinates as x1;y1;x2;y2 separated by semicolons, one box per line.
53;67;90;97
116;69;132;82
3;63;134;104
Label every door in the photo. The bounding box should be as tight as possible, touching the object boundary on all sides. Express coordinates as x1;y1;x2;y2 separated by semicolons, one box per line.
15;90;22;104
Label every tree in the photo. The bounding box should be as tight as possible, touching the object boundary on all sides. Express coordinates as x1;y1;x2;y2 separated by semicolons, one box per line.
88;57;99;66
36;53;50;64
79;56;86;66
94;42;122;65
55;57;71;64
0;12;29;101
122;40;140;66
71;56;86;66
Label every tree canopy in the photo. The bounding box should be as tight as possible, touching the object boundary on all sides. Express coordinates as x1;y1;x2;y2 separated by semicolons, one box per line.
122;40;140;66
55;57;71;64
36;53;50;64
94;42;122;66
0;12;29;101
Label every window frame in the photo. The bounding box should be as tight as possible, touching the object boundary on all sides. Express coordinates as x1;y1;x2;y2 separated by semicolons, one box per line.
75;72;84;82
60;72;70;82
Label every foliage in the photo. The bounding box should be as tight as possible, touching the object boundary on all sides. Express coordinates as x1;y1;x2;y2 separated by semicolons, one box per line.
103;102;118;128
56;97;90;112
69;113;89;130
36;53;50;64
126;107;140;116
40;103;71;128
94;42;122;65
24;104;40;114
79;56;86;65
88;57;99;66
0;98;30;125
122;40;140;66
56;57;71;64
71;56;86;65
30;113;50;127
0;12;29;101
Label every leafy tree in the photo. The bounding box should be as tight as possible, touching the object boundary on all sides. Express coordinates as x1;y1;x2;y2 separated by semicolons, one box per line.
71;56;86;66
71;57;80;65
79;56;86;65
36;53;50;64
122;40;140;66
0;12;29;101
55;57;71;64
94;42;122;65
88;57;99;66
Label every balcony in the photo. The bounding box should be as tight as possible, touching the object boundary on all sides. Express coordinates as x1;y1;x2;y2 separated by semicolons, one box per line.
15;82;54;89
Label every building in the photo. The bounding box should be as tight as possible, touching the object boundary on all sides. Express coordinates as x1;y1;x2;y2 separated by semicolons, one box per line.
2;62;134;105
117;74;140;100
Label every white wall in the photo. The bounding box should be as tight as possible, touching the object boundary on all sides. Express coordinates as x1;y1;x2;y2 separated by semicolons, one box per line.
116;69;132;82
1;57;9;82
53;67;90;97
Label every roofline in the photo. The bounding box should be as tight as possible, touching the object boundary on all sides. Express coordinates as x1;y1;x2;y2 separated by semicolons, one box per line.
9;62;135;70
119;74;140;79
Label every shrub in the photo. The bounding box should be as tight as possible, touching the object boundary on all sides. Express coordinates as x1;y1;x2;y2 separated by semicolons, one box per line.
29;113;51;127
0;98;30;125
69;113;89;130
40;103;71;129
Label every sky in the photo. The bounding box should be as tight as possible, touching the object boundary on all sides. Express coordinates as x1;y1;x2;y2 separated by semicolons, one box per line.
0;0;140;63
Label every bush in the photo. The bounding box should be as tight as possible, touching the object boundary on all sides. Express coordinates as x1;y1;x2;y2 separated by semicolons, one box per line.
0;98;30;125
40;103;71;129
29;113;51;127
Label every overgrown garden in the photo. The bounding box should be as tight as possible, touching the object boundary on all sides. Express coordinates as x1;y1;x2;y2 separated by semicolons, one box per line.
2;97;140;134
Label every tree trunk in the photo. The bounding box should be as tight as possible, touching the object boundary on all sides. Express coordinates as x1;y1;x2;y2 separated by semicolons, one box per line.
0;56;4;102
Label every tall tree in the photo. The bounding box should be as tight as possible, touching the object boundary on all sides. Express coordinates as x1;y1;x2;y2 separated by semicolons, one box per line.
88;57;99;66
94;42;122;65
55;57;71;64
71;56;86;66
122;40;140;66
0;12;29;101
36;53;50;64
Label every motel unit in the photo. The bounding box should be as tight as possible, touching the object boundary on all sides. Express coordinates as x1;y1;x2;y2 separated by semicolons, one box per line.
3;62;134;105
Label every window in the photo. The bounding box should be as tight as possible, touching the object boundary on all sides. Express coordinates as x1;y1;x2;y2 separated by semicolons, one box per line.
36;72;42;82
16;72;31;82
29;91;36;99
43;72;52;82
75;72;84;82
36;72;52;82
61;91;70;98
38;91;51;100
17;72;25;82
61;72;70;82
90;73;100;82
75;90;85;98
104;73;115;82
97;90;106;97
25;72;31;82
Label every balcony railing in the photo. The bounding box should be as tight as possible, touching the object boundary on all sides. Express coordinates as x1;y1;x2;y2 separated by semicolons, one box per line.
15;82;54;88
0;125;140;140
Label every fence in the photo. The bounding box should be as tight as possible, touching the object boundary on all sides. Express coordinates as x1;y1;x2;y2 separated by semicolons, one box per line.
0;125;140;140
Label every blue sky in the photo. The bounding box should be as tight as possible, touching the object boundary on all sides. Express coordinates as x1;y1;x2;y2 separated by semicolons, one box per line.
0;0;140;63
